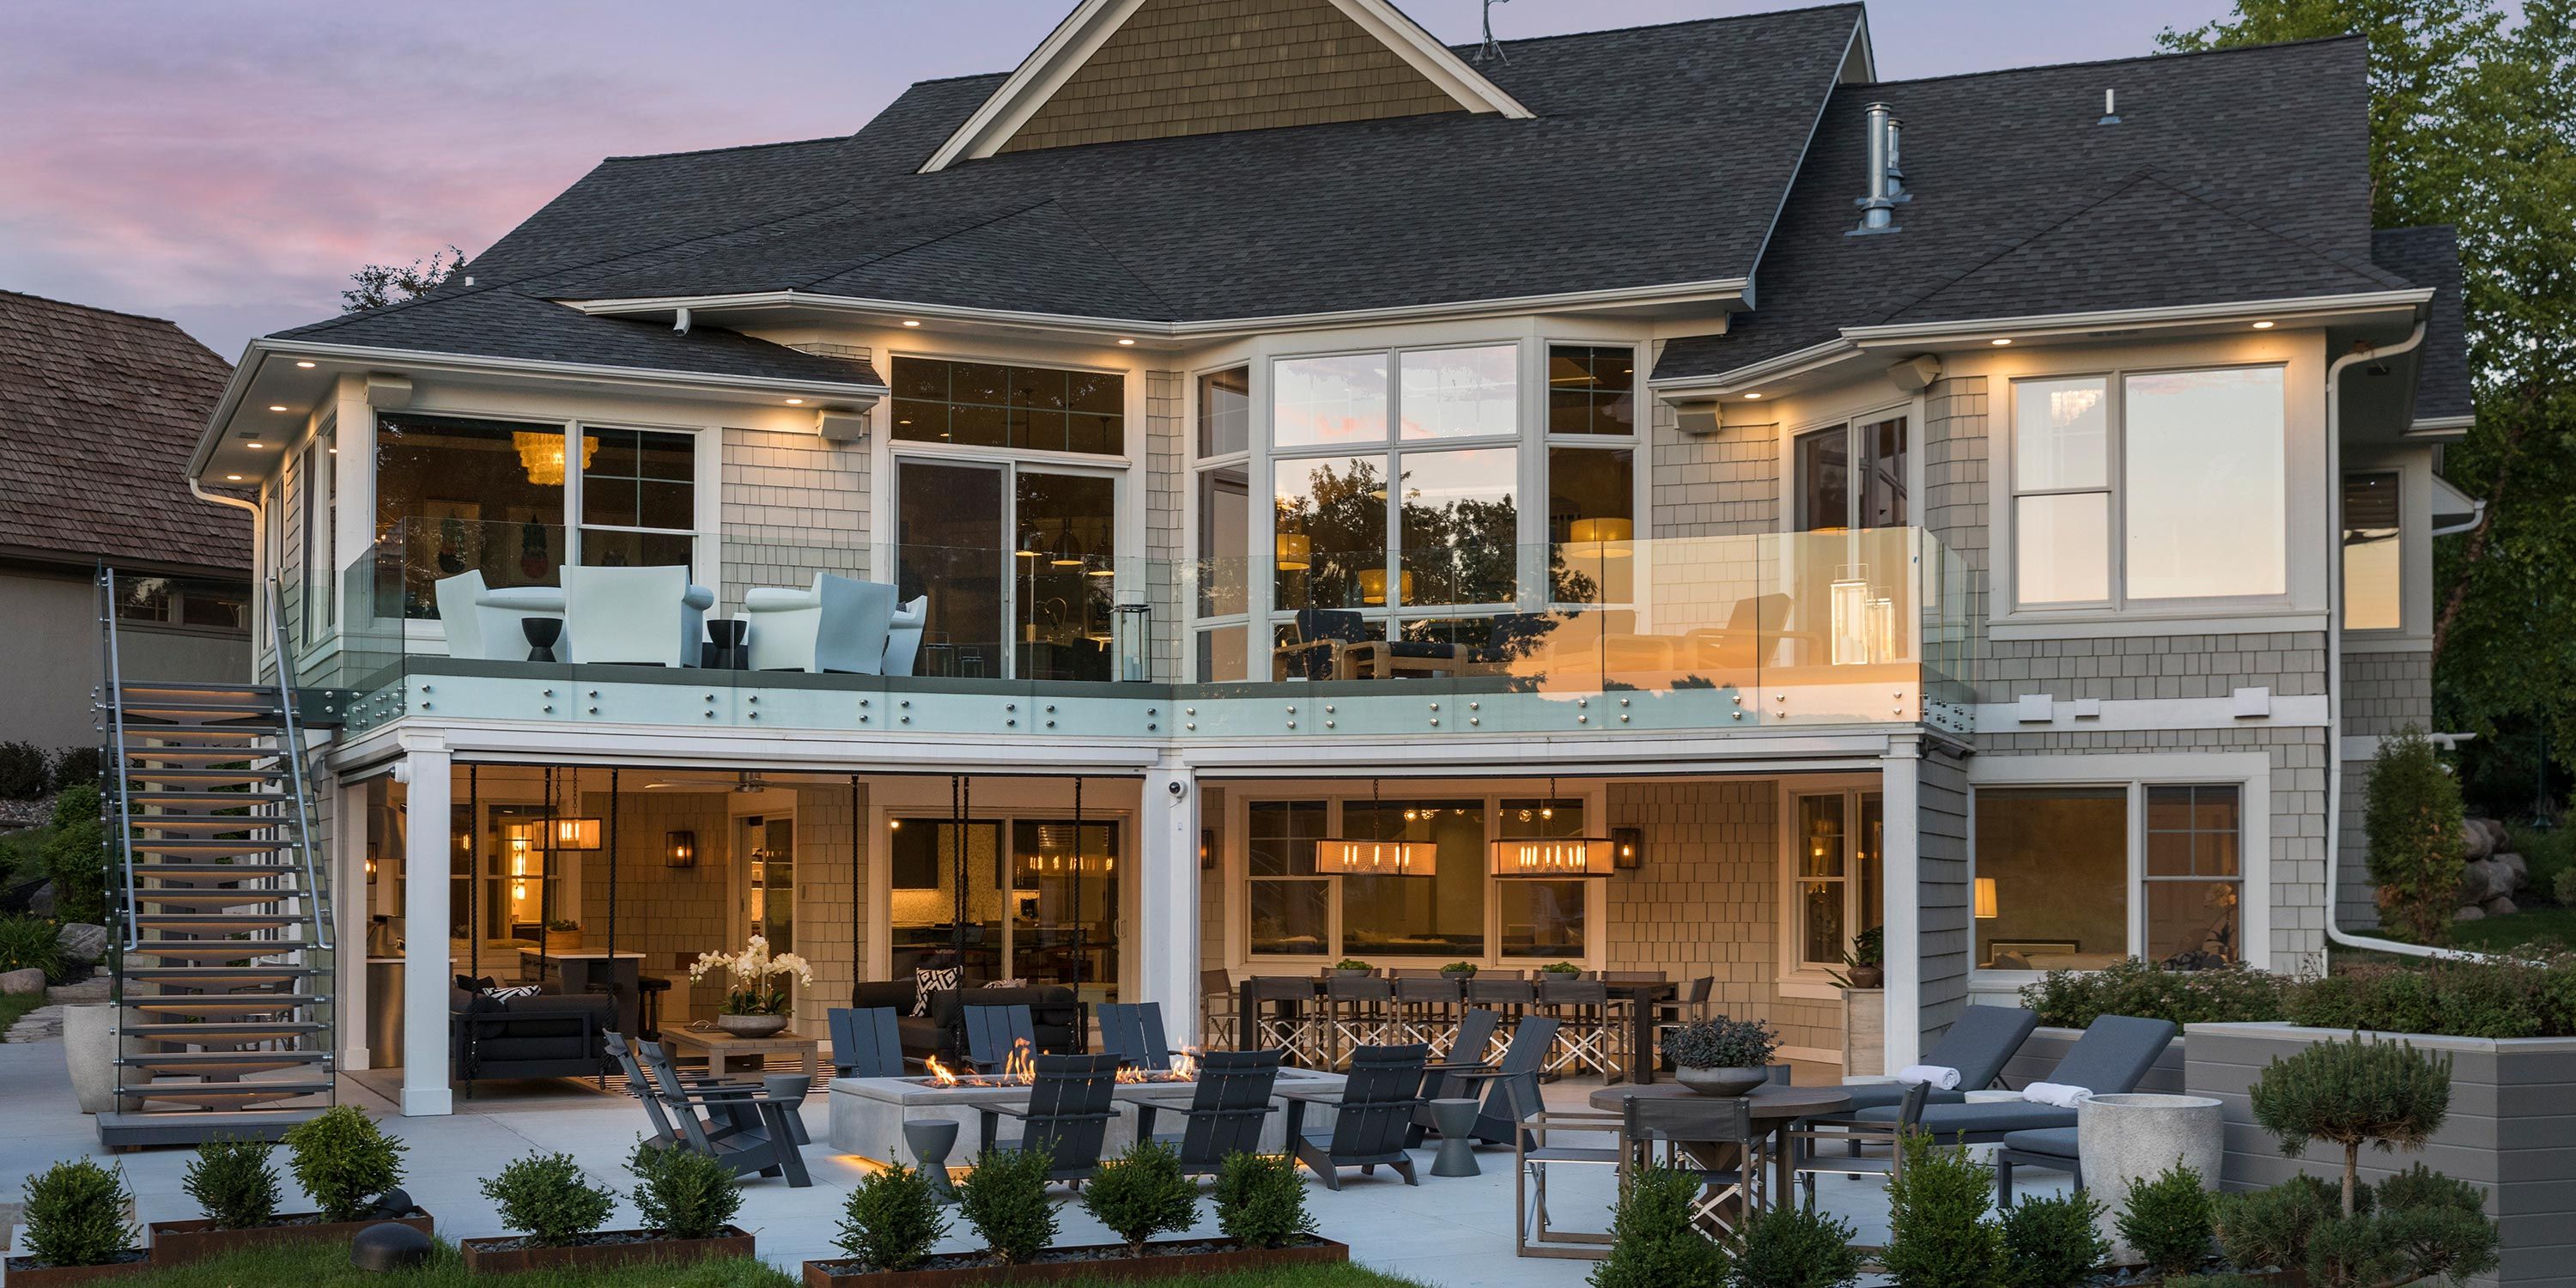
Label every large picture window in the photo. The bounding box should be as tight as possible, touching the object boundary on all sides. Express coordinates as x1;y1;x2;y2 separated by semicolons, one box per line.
1972;781;2247;972
890;357;1124;454
2010;365;2286;609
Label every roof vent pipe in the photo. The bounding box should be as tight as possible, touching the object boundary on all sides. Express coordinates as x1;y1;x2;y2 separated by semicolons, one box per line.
2099;88;2121;125
1884;114;1908;199
1851;101;1899;234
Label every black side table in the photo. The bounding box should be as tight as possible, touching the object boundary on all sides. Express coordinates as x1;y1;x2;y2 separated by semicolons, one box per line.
520;617;563;663
702;618;750;670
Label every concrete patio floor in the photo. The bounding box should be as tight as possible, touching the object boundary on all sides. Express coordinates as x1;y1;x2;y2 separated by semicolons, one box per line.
0;1042;2069;1286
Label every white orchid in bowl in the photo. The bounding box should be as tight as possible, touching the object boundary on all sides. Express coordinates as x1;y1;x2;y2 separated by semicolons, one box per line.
690;934;814;1020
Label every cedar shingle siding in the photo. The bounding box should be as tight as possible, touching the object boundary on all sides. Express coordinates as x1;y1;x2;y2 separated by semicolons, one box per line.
999;0;1464;154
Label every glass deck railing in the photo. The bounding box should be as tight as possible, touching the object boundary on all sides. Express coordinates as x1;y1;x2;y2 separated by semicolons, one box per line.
317;518;1979;736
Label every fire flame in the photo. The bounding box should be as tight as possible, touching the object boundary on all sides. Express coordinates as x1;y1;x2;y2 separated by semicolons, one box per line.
919;1042;1206;1088
925;1055;959;1086
1002;1038;1036;1083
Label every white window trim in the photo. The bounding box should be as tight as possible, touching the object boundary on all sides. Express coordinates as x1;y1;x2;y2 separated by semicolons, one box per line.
1783;402;1919;534
2002;360;2298;618
1963;751;2274;983
1777;775;1883;1000
2341;446;2438;648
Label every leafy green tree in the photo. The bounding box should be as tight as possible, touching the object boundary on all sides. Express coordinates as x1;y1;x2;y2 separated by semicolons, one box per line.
2364;727;2466;941
2247;1035;2453;1215
342;246;465;312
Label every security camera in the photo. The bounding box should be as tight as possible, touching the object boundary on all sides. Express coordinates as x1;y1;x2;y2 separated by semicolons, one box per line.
392;761;412;785
1165;779;1187;799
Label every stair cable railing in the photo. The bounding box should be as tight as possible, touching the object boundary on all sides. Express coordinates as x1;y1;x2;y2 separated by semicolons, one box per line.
97;565;144;952
266;574;331;951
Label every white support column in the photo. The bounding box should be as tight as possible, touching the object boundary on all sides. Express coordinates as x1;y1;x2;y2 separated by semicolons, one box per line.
1880;737;1923;1072
399;738;453;1115
331;375;375;594
1138;762;1201;1047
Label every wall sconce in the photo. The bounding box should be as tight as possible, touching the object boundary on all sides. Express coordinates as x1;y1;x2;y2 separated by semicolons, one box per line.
1974;877;2000;919
665;829;698;868
1200;829;1217;872
1611;827;1644;871
365;854;379;879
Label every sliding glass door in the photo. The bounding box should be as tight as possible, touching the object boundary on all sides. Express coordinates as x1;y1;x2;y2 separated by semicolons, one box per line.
895;459;1115;681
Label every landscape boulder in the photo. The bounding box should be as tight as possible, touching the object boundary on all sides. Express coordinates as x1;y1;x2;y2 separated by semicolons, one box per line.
2482;895;2519;918
56;922;106;963
2455;904;2486;922
2459;859;2513;906
0;967;46;995
2464;819;2498;860
2493;852;2530;891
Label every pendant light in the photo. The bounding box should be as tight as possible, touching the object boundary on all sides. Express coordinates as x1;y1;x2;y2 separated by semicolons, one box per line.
1317;778;1436;876
1490;777;1615;878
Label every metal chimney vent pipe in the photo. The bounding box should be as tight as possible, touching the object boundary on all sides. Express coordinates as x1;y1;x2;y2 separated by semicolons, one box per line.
1851;101;1899;234
1884;114;1907;197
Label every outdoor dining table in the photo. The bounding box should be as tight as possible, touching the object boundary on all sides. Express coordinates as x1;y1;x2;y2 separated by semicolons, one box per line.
1588;1082;1852;1223
1236;975;1680;1085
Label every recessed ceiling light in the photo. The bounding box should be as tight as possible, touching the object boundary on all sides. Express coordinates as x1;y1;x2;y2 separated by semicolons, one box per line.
901;319;921;327
2251;320;2275;330
328;447;337;454
268;404;289;411
784;398;805;405
295;360;316;369
246;441;266;449
1744;392;1763;400
1990;338;2013;347
225;474;243;482
1116;337;1135;346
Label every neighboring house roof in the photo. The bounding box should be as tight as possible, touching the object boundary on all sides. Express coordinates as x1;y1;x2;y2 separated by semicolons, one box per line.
2370;225;2473;423
264;4;1868;357
1654;37;2402;385
0;289;244;574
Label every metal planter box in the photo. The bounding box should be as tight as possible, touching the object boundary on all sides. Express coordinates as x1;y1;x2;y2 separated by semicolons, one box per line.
457;1226;755;1275
147;1211;434;1265
802;1236;1351;1286
2186;1023;2576;1288
2;1254;150;1286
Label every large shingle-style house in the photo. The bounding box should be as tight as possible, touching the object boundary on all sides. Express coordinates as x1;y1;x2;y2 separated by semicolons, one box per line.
160;0;2471;1123
0;289;247;752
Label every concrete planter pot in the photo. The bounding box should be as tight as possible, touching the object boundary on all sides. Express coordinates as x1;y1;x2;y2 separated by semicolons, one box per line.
716;1013;790;1038
458;1226;752;1275
148;1211;434;1266
2186;1022;2576;1288
62;1004;118;1115
1674;1066;1768;1097
802;1236;1348;1286
2077;1093;2223;1266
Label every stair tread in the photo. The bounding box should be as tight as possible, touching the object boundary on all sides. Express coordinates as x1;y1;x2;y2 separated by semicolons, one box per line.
131;995;324;1011
125;866;304;882
125;1021;325;1036
118;1050;331;1066
124;727;283;743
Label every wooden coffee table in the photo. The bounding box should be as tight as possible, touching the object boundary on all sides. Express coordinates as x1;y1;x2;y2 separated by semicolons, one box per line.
659;1026;823;1080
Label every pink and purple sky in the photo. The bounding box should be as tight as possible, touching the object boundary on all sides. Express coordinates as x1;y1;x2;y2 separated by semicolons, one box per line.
0;0;2221;361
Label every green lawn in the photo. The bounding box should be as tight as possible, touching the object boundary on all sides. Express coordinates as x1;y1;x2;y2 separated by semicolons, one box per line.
100;1241;1430;1288
0;990;46;1039
2448;903;2576;953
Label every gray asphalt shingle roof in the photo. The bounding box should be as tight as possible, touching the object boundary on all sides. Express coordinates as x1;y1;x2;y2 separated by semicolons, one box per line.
2370;226;2471;422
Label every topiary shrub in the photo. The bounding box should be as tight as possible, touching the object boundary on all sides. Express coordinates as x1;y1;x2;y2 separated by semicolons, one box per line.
2212;1172;2342;1273
41;785;109;927
482;1151;614;1247
2114;1161;2212;1279
1586;1163;1729;1288
835;1163;947;1272
1998;1189;2107;1288
0;741;49;800
2246;1035;2451;1215
1882;1131;2002;1288
1078;1139;1198;1257
2364;727;2464;945
629;1138;741;1240
0;914;64;981
19;1159;138;1267
955;1145;1056;1266
184;1137;282;1230
282;1105;409;1223
1212;1151;1315;1250
2351;1165;2499;1288
1728;1200;1861;1288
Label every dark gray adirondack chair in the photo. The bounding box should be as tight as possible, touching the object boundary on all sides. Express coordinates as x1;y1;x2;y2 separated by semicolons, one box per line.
964;1002;1038;1073
637;1036;812;1147
1134;1048;1284;1174
828;1006;907;1078
1471;1015;1561;1145
635;1039;812;1186
609;1030;789;1148
1097;1002;1173;1071
1279;1042;1429;1189
1407;1006;1504;1147
976;1053;1121;1185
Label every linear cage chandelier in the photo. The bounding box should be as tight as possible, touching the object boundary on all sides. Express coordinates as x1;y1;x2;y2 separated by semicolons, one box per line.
1489;779;1616;878
1315;777;1437;877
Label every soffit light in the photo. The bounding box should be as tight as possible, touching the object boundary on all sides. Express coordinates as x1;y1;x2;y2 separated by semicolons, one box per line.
1489;778;1616;878
1743;392;1763;399
295;361;316;368
224;474;243;481
785;398;805;405
1990;338;2013;347
1316;778;1437;877
2251;320;2275;330
1116;337;1135;346
902;319;921;327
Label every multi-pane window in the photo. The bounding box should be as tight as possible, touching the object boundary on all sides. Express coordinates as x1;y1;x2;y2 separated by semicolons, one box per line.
1790;791;1883;971
1244;793;1598;961
1545;344;1637;608
2011;366;2286;608
580;427;696;568
1795;416;1907;532
2144;785;2243;967
2343;472;2402;630
890;357;1124;454
1546;347;1636;435
1198;368;1249;456
1248;801;1328;956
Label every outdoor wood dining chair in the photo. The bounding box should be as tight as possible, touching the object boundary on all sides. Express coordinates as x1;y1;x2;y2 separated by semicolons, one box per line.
1624;1093;1770;1239
1497;1064;1624;1259
975;1052;1121;1185
963;1001;1038;1073
1247;975;1328;1066
1200;969;1237;1048
1279;1042;1429;1189
827;1006;906;1078
1133;1048;1284;1174
1537;977;1618;1077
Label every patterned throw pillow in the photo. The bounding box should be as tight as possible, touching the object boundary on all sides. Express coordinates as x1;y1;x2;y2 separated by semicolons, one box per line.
483;985;541;1004
913;965;961;1016
983;978;1027;989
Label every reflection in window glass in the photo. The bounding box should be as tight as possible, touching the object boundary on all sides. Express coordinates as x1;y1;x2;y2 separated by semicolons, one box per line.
1398;345;1516;440
2343;472;2401;630
1498;797;1584;958
374;415;571;616
1548;447;1632;603
1795;428;1849;532
1249;802;1327;956
1197;466;1249;617
1974;787;2128;969
2125;367;2285;599
2015;493;2110;605
1859;416;1908;528
1196;626;1247;682
2015;378;2109;489
1796;795;1847;968
1342;800;1485;956
579;427;697;571
1399;447;1516;605
1273;456;1387;612
1546;346;1636;435
1273;354;1388;447
2145;785;2242;967
1198;367;1250;457
1014;471;1116;682
889;357;1124;453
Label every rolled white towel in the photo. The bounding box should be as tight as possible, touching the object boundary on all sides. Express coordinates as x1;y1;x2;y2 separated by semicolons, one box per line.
2021;1081;2091;1109
1898;1064;1962;1090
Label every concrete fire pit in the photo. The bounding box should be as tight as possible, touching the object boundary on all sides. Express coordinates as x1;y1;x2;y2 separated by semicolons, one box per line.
828;1066;1349;1166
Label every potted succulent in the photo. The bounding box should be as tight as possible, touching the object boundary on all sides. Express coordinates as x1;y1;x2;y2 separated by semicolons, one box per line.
689;933;813;1037
1831;927;1885;991
1540;961;1584;977
149;1110;431;1264
1663;1016;1779;1097
9;1159;147;1285
459;1142;754;1273
1437;961;1479;979
542;918;583;950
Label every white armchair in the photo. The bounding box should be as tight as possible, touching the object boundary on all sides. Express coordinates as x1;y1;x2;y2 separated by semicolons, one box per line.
561;565;714;667
431;570;568;662
742;573;897;674
884;594;929;677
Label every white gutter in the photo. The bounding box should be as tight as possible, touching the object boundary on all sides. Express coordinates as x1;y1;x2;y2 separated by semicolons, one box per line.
2321;319;2484;963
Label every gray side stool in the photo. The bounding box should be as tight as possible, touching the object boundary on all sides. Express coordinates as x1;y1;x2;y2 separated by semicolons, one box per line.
1428;1098;1482;1177
903;1118;961;1199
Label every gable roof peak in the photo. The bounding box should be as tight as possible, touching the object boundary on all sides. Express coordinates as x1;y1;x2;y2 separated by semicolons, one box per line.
920;0;1532;172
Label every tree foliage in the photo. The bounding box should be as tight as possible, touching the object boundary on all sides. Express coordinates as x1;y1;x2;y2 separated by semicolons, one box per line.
342;246;465;313
2246;1035;2453;1216
2363;727;2466;940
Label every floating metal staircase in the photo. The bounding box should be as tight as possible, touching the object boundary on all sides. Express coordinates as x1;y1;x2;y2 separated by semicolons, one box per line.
96;570;337;1148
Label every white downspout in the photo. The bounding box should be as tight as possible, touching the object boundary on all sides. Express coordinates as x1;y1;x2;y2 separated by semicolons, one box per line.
2322;320;2480;963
